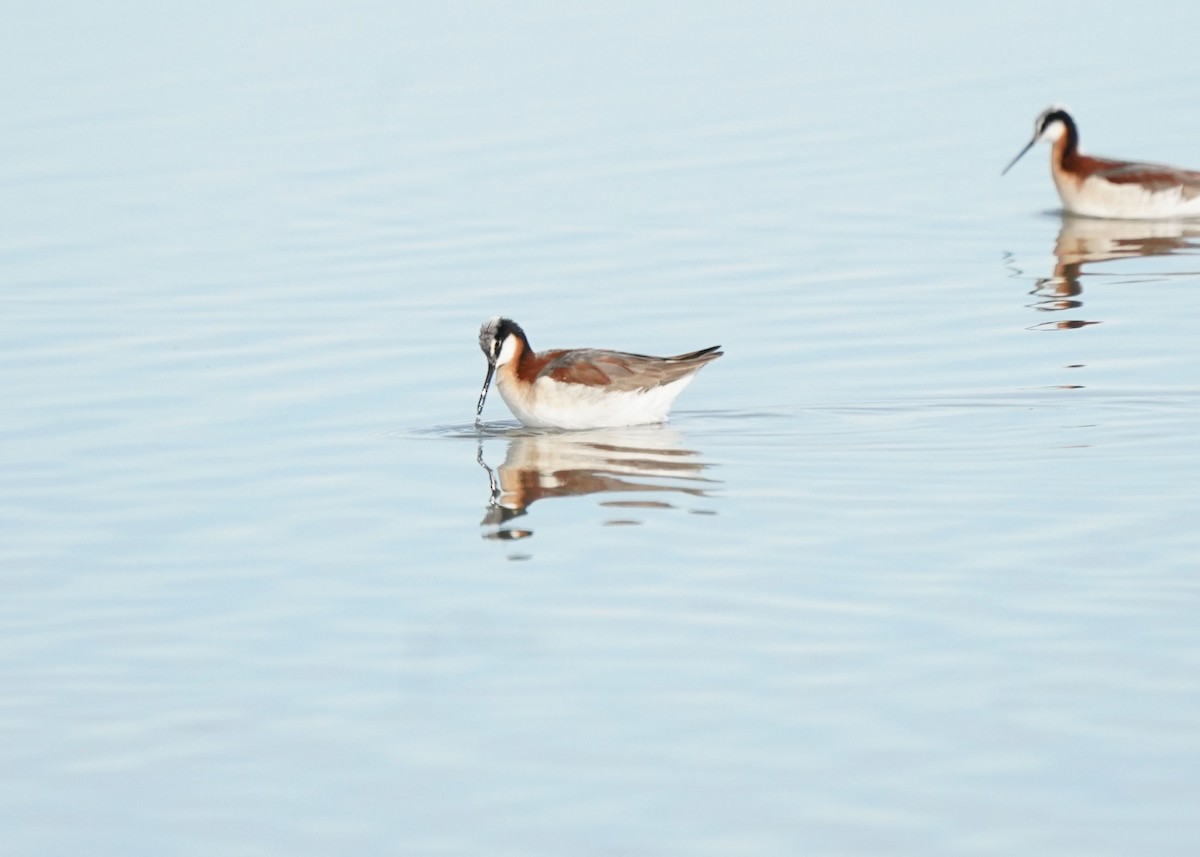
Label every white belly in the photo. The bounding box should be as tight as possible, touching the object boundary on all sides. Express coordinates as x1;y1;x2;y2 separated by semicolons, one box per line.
1055;173;1200;220
497;375;697;429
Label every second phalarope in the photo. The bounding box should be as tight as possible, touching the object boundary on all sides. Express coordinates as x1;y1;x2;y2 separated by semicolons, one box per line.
1003;105;1200;220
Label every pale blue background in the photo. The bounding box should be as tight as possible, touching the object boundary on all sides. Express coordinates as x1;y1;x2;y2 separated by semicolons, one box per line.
3;3;1200;855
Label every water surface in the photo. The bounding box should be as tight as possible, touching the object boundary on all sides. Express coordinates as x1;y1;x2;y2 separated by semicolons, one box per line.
3;3;1200;855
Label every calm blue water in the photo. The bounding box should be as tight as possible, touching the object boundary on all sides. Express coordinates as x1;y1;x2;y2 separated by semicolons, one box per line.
4;3;1200;855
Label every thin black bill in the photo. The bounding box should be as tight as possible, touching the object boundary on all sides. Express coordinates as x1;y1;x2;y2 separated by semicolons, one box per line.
1002;138;1036;176
476;363;496;419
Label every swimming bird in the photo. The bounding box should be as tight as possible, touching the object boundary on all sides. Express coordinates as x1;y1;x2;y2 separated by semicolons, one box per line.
475;317;722;429
1003;106;1200;220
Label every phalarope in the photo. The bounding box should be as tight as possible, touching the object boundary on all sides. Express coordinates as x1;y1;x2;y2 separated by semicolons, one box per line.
1003;105;1200;220
475;317;722;430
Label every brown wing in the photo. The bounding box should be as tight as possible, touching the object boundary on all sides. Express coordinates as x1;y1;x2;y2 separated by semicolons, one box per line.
1084;155;1200;198
539;346;722;392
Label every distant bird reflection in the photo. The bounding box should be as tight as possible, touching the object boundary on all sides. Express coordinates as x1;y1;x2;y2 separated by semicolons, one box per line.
476;426;718;541
1026;215;1200;328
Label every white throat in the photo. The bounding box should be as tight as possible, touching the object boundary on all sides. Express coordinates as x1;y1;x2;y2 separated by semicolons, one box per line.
495;335;519;367
1039;119;1066;144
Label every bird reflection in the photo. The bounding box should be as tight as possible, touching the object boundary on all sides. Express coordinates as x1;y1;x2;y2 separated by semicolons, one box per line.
476;426;718;542
1025;214;1200;328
